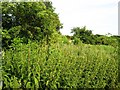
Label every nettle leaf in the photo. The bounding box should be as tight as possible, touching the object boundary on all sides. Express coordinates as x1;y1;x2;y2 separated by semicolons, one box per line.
26;82;32;88
34;77;39;88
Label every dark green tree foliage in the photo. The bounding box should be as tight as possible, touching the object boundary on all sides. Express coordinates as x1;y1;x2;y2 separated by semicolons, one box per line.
71;26;118;47
2;2;62;48
71;26;94;44
94;35;118;47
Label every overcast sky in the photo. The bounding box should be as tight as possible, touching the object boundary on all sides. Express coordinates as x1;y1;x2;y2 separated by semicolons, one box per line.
50;0;119;36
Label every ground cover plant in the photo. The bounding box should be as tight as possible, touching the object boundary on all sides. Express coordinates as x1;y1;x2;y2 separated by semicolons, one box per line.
2;41;119;89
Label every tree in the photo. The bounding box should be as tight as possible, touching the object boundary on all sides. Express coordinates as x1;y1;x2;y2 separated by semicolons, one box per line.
2;2;63;48
71;26;94;44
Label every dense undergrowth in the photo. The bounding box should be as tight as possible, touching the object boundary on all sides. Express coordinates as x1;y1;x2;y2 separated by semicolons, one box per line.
2;41;119;89
1;1;120;89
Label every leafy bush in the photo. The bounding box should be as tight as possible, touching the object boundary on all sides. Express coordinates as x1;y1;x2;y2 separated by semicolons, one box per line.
61;36;69;44
72;37;83;45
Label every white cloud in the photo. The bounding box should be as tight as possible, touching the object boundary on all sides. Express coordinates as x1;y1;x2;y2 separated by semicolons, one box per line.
51;0;119;35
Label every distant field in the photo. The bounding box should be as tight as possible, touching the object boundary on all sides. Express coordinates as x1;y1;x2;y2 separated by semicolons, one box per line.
2;42;119;88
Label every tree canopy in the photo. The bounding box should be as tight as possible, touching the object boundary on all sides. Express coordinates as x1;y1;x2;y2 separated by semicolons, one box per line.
71;26;94;44
71;26;118;47
2;1;63;48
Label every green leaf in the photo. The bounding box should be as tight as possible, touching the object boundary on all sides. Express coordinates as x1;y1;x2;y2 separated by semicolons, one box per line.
26;82;32;88
34;77;39;88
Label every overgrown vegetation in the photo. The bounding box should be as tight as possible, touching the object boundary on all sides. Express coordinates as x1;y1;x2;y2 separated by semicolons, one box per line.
71;26;119;47
2;41;119;88
1;1;120;89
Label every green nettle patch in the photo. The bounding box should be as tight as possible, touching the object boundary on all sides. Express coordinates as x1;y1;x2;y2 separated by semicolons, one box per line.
1;1;120;89
2;42;119;89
